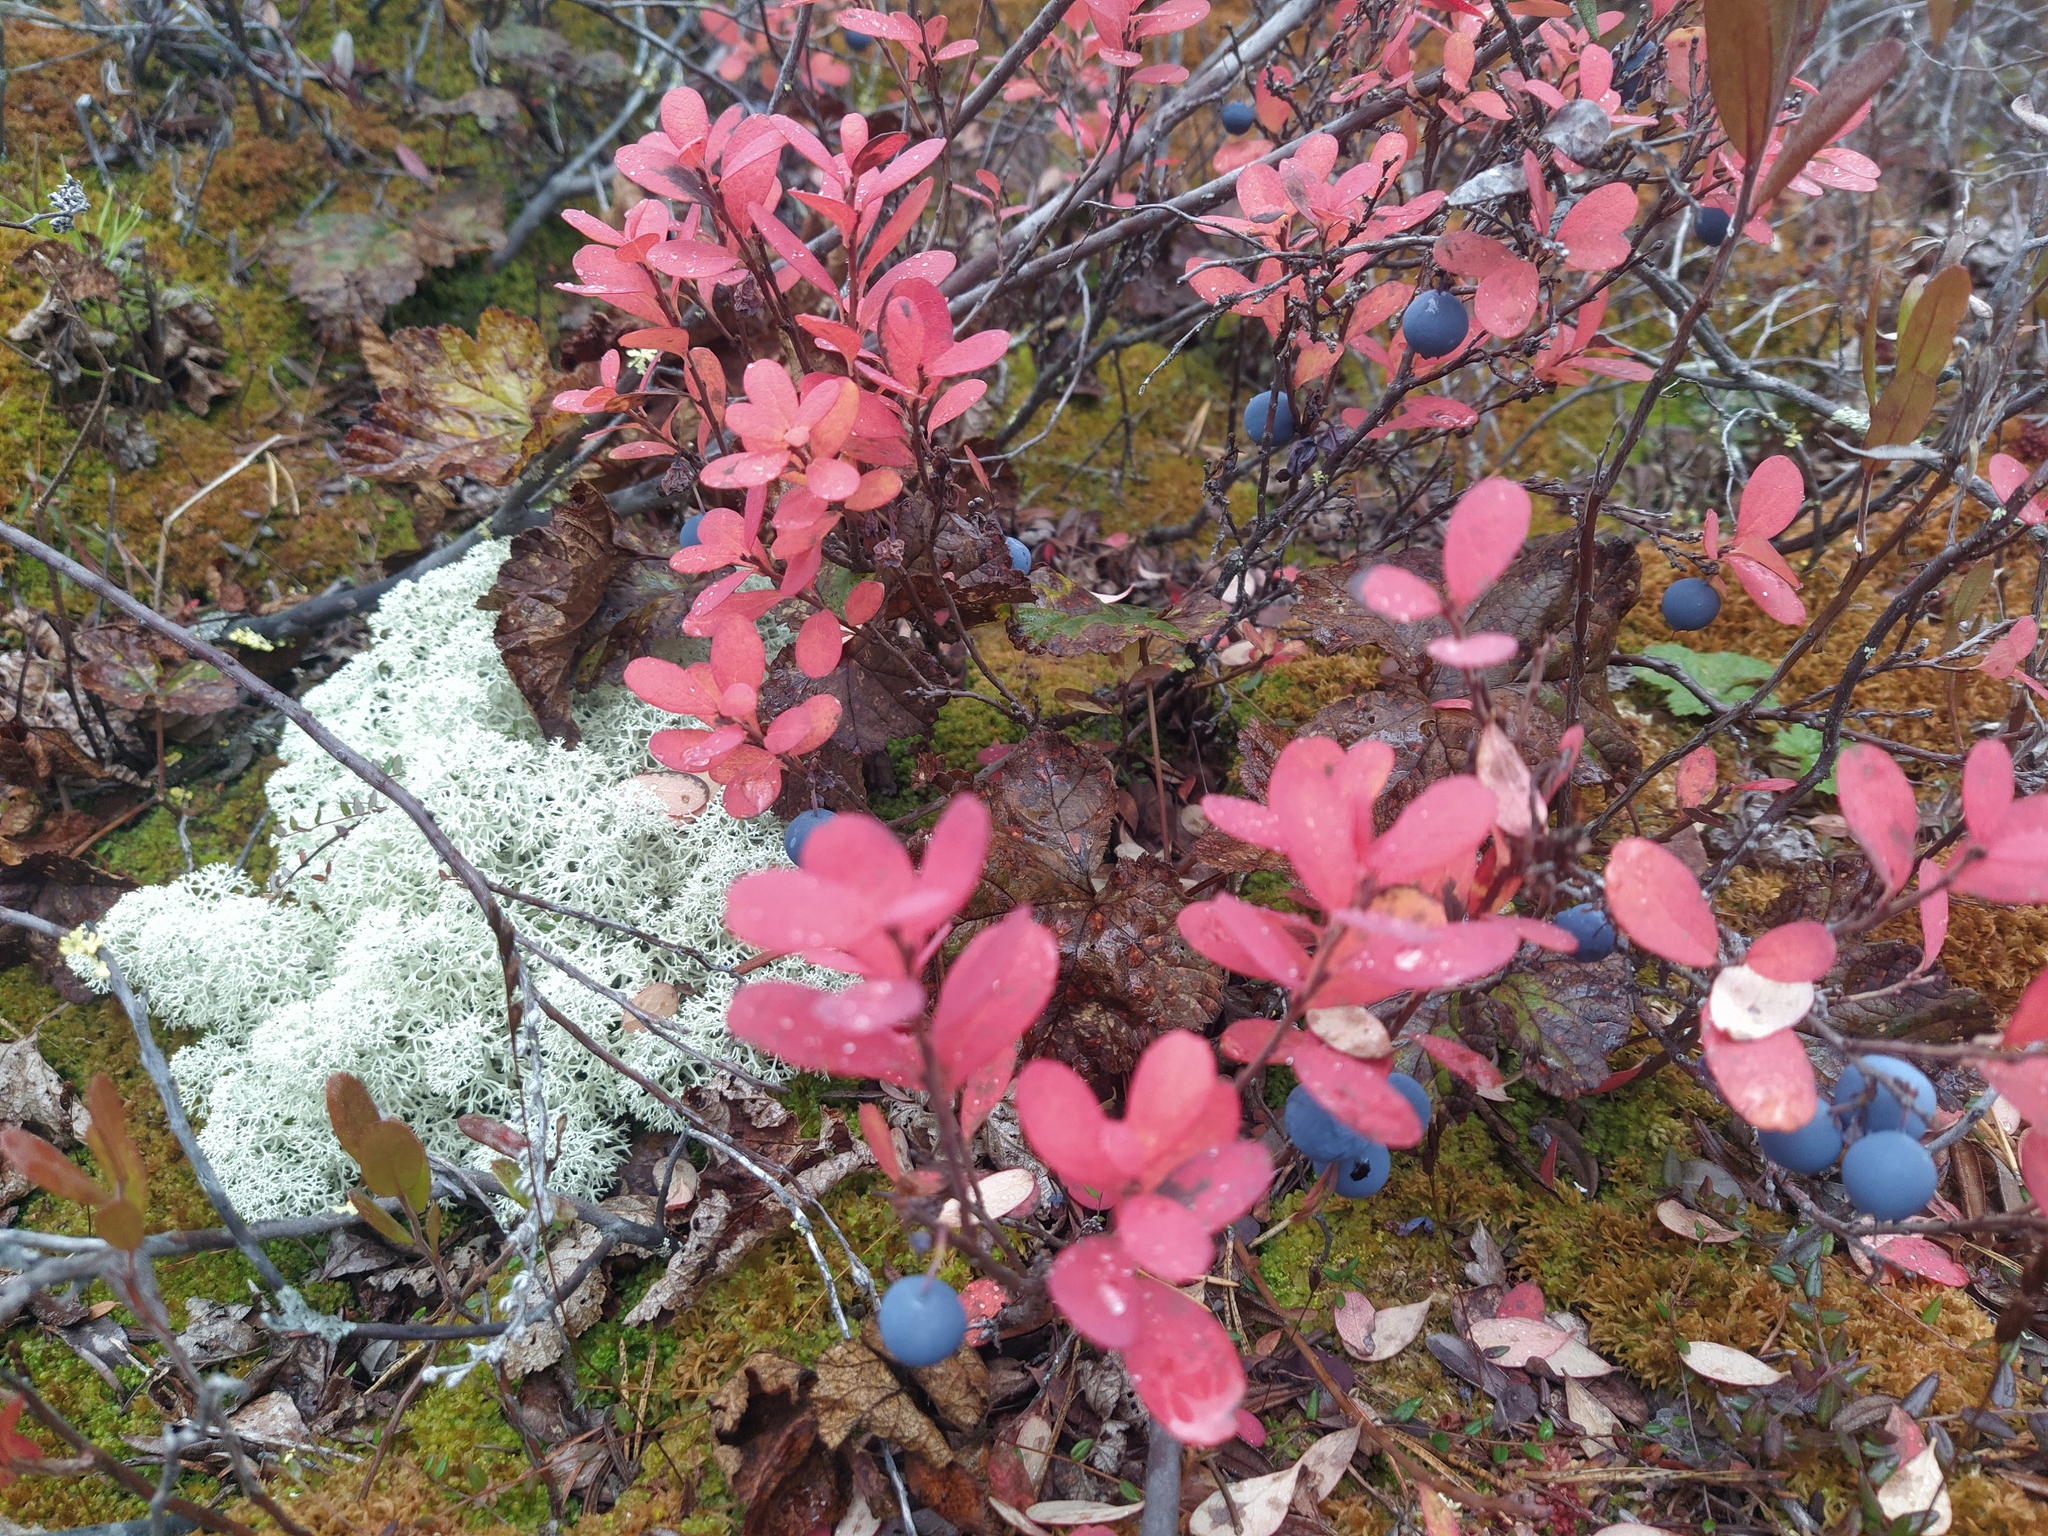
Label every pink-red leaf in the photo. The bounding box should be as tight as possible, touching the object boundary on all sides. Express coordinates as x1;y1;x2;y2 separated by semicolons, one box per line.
1735;454;1804;540
1699;1002;1819;1132
1047;1234;1143;1348
1746;921;1836;983
1350;564;1444;622
726;978;927;1083
1605;837;1719;966
1442;478;1532;610
794;609;845;678
1121;1278;1246;1446
1556;183;1637;271
930;909;1059;1095
1836;743;1918;895
1291;1040;1423;1148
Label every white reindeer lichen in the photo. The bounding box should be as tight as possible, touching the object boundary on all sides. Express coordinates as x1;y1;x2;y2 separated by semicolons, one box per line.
82;542;793;1220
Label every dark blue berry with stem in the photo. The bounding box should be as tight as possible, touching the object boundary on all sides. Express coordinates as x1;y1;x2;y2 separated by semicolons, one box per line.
878;1275;966;1366
1662;577;1721;631
1835;1056;1935;1137
783;808;835;865
1243;390;1295;448
1328;1141;1391;1199
908;1230;933;1255
1692;207;1731;247
1555;903;1617;961
1284;1085;1356;1164
1401;291;1469;358
1005;536;1032;573
1756;1100;1842;1174
1841;1131;1937;1220
1221;100;1257;135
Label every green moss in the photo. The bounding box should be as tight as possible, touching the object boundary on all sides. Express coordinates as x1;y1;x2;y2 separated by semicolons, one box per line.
94;758;277;889
1232;654;1382;728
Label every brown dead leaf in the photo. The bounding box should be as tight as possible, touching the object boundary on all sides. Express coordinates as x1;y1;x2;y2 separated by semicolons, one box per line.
1465;953;1637;1098
340;308;561;486
814;1331;954;1465
73;629;238;716
268;191;505;342
475;485;631;744
710;1354;848;1536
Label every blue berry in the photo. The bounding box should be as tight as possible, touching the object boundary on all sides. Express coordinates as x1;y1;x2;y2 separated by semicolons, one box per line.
1756;1101;1842;1174
1387;1072;1431;1135
1554;903;1618;962
1243;390;1295;448
1692;207;1731;247
678;512;706;549
1328;1141;1391;1199
1401;291;1469;359
1005;535;1032;573
1835;1057;1935;1137
878;1275;966;1366
783;808;835;865
1661;577;1721;631
1284;1085;1360;1164
845;28;872;50
1221;100;1258;135
1840;1130;1937;1221
908;1230;932;1254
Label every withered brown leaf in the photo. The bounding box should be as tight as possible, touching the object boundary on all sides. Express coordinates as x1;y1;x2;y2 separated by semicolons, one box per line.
340;308;561;487
1465;953;1637;1098
476;485;632;745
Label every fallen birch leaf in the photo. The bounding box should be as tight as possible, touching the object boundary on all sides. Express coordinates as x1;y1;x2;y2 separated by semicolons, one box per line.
990;1500;1052;1536
1465;1221;1507;1286
1656;1198;1741;1243
836;1490;882;1536
1362;1299;1432;1361
1028;1503;1145;1527
1565;1377;1620;1452
1877;1445;1952;1534
1334;1291;1375;1357
1545;1339;1618;1379
1189;1465;1298;1536
1678;1340;1784;1387
1294;1424;1361;1500
1468;1317;1570;1368
938;1167;1038;1228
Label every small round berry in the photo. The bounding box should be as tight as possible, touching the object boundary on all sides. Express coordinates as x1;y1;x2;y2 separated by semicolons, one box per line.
1005;535;1032;573
783;808;836;865
1401;291;1469;359
1834;1056;1936;1137
1243;390;1295;448
1840;1130;1937;1221
1661;577;1722;631
1756;1101;1843;1174
1220;100;1258;135
1692;207;1732;247
678;513;706;550
877;1275;967;1366
844;27;872;50
1386;1072;1432;1135
1554;903;1618;962
908;1230;933;1254
1284;1085;1357;1164
1329;1141;1391;1199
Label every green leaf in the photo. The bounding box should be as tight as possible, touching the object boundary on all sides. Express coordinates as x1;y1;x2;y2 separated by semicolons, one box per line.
1632;643;1777;717
1866;264;1974;447
1767;723;1837;793
1006;569;1183;658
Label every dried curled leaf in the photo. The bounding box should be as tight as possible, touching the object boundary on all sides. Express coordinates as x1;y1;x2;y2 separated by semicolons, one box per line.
267;190;505;342
341;308;562;486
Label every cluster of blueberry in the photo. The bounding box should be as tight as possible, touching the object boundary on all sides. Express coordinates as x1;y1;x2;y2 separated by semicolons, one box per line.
1282;1077;1430;1198
1755;1055;1942;1221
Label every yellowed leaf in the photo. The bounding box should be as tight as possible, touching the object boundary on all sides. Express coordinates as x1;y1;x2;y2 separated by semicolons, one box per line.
1678;1339;1785;1386
1656;1198;1742;1243
1866;265;1974;448
1027;1502;1145;1527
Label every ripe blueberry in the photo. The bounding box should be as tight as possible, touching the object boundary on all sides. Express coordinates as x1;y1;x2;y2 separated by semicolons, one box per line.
1401;291;1469;359
1221;100;1258;135
1834;1056;1935;1137
1554;903;1618;962
1387;1072;1431;1135
1841;1130;1937;1221
784;808;835;865
845;28;872;50
1243;390;1295;447
1661;577;1721;631
678;513;705;549
908;1230;933;1254
1756;1101;1842;1174
878;1275;966;1366
1005;535;1032;573
1693;207;1731;247
1328;1141;1391;1199
1284;1085;1359;1164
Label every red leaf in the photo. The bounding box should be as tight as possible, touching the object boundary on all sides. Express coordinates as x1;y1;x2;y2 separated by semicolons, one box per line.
1366;776;1496;890
1426;632;1519;669
837;6;925;41
1914;859;1948;973
1268;736;1365;912
1047;1233;1142;1347
1746;921;1836;983
649;723;745;772
1476;258;1540;338
2022;1128;2048;1199
1699;1002;1818;1131
794;609;845;678
1291;1039;1423;1147
928;329;1009;377
1351;564;1444;622
1176;895;1312;988
0;1127;106;1207
2005;966;2048;1049
928;379;986;429
859;1101;907;1182
845;579;885;625
1017;1058;1122;1208
1115;1194;1216;1283
1735;454;1804;540
1156;1140;1272;1234
1676;744;1718;808
726;978;927;1083
1122;1280;1246;1446
1835;743;1917;894
624;657;722;719
1556;183;1637;271
1867;1234;1968;1287
1961;738;2015;840
763;694;842;754
930;909;1059;1095
1442;478;1532;610
1605;837;1719;966
1410;1033;1506;1096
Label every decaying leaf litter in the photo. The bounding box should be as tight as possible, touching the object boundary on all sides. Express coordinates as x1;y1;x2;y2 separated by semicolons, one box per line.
1;0;2047;1531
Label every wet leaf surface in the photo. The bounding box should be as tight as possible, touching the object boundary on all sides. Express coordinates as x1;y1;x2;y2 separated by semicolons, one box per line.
1468;953;1637;1097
